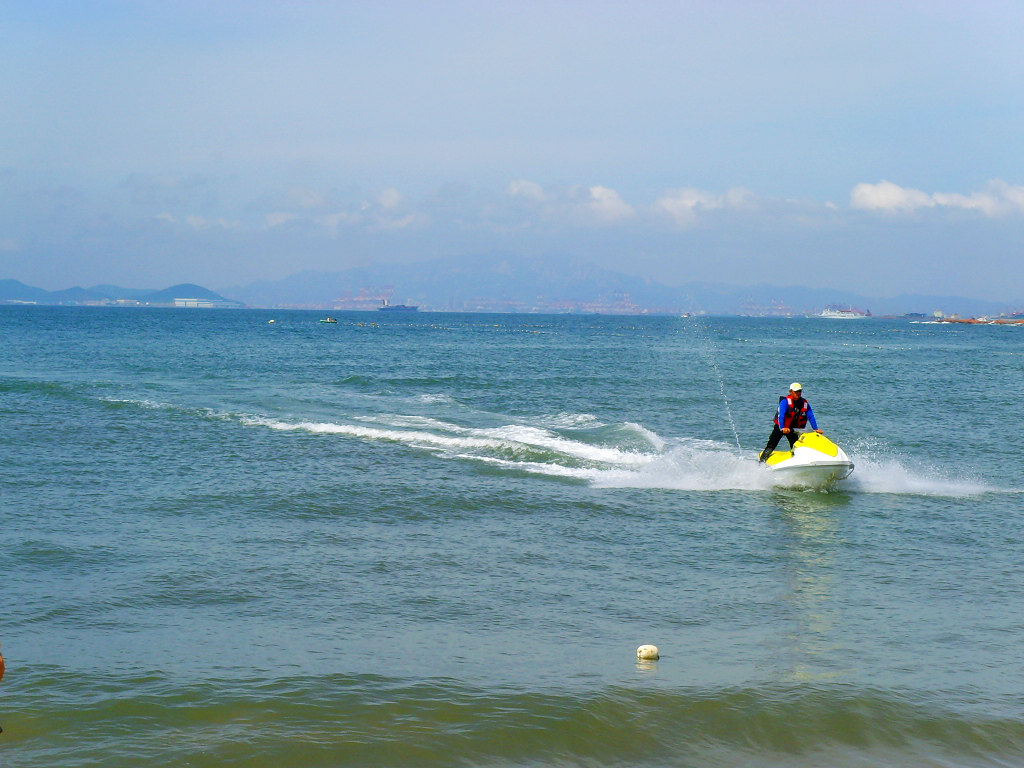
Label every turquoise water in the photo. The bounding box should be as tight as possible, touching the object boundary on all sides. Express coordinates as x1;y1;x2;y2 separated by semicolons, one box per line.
2;307;1023;766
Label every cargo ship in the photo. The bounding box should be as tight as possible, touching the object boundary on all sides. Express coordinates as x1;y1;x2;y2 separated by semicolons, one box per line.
378;298;418;312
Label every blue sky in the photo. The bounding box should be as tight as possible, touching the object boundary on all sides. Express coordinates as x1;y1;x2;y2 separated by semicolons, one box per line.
2;1;1022;299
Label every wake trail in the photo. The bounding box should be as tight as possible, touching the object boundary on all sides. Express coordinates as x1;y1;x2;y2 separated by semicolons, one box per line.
102;396;1012;497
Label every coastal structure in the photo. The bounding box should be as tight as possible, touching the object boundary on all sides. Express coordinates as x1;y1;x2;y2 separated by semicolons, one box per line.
936;315;1024;325
173;297;242;308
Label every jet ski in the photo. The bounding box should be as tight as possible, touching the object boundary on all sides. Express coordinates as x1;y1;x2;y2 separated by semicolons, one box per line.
762;431;854;489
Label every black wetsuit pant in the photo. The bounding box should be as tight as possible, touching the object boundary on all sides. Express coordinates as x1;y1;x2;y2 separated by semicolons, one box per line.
759;425;798;462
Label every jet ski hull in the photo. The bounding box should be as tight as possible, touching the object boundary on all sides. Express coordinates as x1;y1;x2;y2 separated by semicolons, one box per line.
763;432;854;490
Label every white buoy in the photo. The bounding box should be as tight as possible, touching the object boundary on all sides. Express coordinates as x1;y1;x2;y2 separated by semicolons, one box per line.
636;644;659;661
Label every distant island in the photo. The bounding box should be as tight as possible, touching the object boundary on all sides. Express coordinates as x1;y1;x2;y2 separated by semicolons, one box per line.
0;280;244;308
4;254;1023;317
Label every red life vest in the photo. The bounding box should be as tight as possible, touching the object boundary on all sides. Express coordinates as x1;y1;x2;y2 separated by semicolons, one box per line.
774;395;809;429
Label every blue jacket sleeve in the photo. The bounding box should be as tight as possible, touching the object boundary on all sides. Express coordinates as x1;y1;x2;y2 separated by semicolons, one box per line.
806;404;818;430
777;399;788;427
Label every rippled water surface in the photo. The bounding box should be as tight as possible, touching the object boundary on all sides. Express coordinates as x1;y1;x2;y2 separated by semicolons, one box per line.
2;307;1023;766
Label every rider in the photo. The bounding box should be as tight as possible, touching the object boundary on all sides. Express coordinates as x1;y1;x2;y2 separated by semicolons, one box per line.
758;382;822;462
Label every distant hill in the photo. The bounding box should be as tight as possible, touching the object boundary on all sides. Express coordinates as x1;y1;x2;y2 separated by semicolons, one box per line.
5;258;1020;316
88;284;156;301
142;283;232;303
218;253;1023;316
219;255;688;310
0;279;52;303
0;280;243;307
50;286;111;303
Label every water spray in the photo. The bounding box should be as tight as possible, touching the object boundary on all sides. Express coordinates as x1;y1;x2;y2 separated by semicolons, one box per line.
683;318;743;455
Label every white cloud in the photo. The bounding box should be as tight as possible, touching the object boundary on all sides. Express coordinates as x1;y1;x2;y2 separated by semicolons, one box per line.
265;212;298;228
851;180;1024;216
931;191;996;215
723;188;757;209
1001;182;1024;210
317;211;362;234
258;187;422;236
575;185;634;225
850;180;935;212
378;187;402;209
287;187;326;209
374;213;419;230
654;187;756;227
507;179;546;202
508;183;635;226
505;182;766;229
155;212;240;230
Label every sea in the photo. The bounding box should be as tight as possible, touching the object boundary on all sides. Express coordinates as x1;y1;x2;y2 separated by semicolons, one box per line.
2;306;1023;767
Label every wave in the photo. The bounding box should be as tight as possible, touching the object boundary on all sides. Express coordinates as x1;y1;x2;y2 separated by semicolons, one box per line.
0;377;76;396
841;436;1005;496
1;375;110;400
234;410;766;489
97;396;1007;497
100;397;175;411
537;411;601;428
5;671;1023;767
239;414;659;469
238;412;1002;496
845;455;997;497
414;393;456;405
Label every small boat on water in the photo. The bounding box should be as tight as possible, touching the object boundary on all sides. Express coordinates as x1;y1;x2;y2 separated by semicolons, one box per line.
762;432;854;490
319;317;338;323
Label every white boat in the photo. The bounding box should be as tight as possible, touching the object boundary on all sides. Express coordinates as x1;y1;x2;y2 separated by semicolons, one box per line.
816;306;870;319
762;432;854;489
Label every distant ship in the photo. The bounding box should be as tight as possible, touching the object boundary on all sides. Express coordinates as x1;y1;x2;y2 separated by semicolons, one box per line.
815;306;871;319
378;299;418;312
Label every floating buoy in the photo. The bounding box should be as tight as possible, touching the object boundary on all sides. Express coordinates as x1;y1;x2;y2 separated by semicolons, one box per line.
636;644;659;661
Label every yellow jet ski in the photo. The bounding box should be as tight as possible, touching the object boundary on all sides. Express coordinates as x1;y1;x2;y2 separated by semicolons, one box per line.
762;432;854;489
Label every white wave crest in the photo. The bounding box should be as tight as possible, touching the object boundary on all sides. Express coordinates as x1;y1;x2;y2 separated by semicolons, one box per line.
622;421;666;452
238;415;506;453
414;393;454;405
540;412;601;428
844;455;996;497
476;424;653;466
588;444;770;490
101;397;174;410
227;409;1009;496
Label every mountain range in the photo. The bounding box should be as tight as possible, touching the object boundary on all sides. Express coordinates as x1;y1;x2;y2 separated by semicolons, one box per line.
3;255;1021;316
0;280;242;307
219;254;1021;317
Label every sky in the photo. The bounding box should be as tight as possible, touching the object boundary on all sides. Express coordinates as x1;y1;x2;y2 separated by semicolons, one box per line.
2;1;1022;299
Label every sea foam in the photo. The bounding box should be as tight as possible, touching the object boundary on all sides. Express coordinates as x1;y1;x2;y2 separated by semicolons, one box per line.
844;455;997;497
116;396;1007;497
